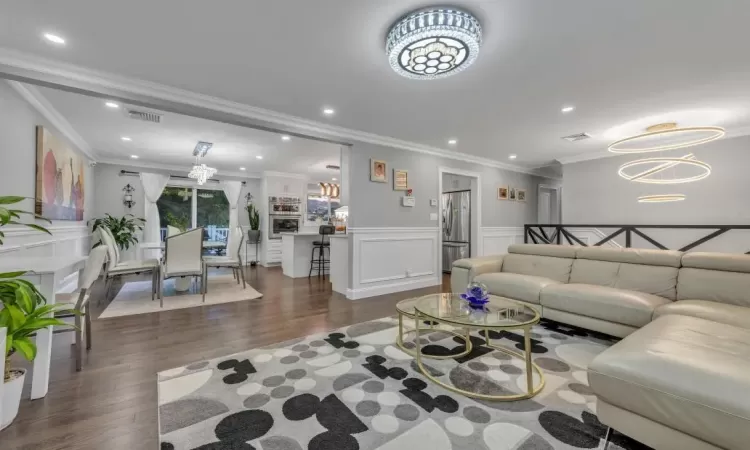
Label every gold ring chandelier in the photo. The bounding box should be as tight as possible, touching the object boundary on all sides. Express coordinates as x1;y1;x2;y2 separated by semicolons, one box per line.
610;122;721;203
608;123;725;153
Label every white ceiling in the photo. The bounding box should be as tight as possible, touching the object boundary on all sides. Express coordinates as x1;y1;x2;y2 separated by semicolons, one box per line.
34;85;342;181
2;1;750;167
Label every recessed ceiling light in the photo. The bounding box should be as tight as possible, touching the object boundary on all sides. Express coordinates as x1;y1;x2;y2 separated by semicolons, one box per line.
281;135;291;141
509;154;517;160
121;137;132;141
239;167;246;171
332;178;337;181
130;155;138;159
43;33;65;45
561;106;575;113
322;108;335;115
448;139;457;145
256;155;263;160
105;102;119;109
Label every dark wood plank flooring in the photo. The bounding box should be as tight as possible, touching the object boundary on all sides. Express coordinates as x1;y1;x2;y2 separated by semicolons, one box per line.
2;266;450;450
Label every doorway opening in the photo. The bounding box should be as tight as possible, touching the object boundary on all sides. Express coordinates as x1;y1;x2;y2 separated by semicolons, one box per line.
537;184;562;240
438;167;482;274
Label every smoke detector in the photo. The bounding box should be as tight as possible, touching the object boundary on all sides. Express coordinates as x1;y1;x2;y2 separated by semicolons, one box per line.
125;108;162;124
561;132;592;142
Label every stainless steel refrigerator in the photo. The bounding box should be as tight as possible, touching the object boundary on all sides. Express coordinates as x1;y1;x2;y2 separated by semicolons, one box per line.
442;190;471;273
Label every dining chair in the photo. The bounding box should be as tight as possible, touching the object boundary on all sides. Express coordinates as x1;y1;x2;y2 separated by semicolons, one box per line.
161;228;204;306
202;227;246;294
98;227;160;302
54;246;108;371
166;225;181;237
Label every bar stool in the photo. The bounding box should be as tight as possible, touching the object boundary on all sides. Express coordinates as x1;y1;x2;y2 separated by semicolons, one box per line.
309;224;335;278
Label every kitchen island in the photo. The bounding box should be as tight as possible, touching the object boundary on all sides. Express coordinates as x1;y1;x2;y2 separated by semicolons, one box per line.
281;232;333;278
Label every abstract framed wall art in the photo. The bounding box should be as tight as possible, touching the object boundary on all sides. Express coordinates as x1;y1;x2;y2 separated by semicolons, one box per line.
497;186;509;200
35;126;85;220
517;189;527;202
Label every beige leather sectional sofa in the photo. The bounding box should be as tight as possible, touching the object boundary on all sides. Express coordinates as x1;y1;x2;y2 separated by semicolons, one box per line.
452;244;750;450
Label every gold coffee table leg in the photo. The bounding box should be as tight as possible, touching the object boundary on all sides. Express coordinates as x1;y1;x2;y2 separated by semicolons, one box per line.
414;316;545;401
398;311;472;360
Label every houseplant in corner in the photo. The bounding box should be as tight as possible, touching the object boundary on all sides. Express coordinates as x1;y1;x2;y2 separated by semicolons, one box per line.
89;213;145;250
245;204;261;265
0;196;77;430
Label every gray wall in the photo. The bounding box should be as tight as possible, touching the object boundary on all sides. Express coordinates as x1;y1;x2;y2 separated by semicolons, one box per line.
349;142;556;228
0;81;94;225
562;135;750;252
93;163;261;227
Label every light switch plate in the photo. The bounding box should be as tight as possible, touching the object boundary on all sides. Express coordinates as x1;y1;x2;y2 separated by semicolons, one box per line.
430;213;438;221
430;199;438;207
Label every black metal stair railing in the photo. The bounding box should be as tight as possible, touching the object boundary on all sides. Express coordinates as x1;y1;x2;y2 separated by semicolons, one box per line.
523;224;750;254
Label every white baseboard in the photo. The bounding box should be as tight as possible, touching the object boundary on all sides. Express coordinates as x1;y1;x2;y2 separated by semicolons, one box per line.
347;276;441;300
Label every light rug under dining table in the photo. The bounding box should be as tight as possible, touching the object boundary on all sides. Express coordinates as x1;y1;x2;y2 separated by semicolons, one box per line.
157;316;651;450
100;274;262;318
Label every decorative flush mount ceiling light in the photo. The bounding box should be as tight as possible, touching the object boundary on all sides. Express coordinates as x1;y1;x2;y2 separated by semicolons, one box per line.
618;153;711;184
608;122;725;154
637;194;686;203
386;7;482;80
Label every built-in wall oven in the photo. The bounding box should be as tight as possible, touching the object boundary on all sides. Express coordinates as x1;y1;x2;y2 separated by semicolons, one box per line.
269;215;300;239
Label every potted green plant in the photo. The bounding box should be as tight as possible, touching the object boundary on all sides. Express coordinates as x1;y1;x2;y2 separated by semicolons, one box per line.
89;214;145;250
0;196;76;430
2;300;76;430
246;204;261;243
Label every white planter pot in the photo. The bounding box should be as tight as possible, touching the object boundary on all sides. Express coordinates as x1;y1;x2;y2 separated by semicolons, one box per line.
174;277;192;292
1;368;25;431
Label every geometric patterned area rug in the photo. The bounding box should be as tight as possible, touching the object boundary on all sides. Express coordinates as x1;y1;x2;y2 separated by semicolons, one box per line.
157;316;651;449
100;275;263;319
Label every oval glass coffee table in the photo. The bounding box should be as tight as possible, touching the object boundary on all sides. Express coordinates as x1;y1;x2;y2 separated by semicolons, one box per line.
413;293;545;401
395;296;473;359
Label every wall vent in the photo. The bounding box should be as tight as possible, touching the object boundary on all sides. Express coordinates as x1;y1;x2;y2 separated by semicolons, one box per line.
325;165;341;170
561;132;591;142
126;109;162;124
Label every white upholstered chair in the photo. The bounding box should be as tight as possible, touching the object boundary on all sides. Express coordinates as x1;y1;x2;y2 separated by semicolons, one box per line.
161;228;205;306
203;227;246;292
99;227;160;302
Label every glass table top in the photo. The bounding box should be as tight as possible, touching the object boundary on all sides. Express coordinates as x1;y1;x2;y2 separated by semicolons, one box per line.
412;293;540;329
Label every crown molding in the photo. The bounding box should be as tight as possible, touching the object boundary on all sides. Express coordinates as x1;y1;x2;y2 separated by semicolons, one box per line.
0;48;546;176
98;157;260;180
6;79;96;161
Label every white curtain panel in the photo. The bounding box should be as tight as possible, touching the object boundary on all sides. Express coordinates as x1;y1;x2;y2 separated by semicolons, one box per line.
140;172;170;247
221;180;243;255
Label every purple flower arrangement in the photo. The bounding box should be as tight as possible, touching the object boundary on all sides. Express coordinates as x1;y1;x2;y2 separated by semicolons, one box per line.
460;282;490;310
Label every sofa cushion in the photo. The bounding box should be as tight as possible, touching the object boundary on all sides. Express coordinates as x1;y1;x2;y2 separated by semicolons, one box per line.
569;258;620;287
508;243;578;258
576;246;683;267
677;267;750;307
654;300;750;329
474;272;561;305
588;315;750;450
614;263;679;300
541;284;671;327
451;255;504;293
501;254;573;283
682;251;750;273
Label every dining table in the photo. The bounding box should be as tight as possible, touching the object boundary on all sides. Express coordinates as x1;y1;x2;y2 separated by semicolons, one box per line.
0;255;87;399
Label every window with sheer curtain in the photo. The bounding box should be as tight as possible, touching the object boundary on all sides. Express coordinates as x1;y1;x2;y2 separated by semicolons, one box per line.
157;186;229;251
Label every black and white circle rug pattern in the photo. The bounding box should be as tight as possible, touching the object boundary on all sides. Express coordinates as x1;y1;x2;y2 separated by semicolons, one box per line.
157;317;651;450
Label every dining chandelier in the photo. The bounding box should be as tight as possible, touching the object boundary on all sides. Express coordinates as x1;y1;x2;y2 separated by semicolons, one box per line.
386;7;482;80
188;159;217;185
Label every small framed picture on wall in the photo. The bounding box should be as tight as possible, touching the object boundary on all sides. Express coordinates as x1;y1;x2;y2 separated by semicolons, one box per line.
393;169;409;190
497;186;509;200
370;159;387;183
509;188;517;201
517;189;527;202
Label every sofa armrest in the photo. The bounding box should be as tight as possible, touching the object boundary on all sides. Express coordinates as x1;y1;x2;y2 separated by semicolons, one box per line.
451;255;504;292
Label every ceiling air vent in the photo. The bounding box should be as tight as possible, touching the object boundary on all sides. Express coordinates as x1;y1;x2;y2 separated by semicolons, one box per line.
561;132;591;142
126;109;162;124
325;165;340;170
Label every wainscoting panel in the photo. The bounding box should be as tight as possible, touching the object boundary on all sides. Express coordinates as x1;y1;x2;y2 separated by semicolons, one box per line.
479;227;524;256
348;227;440;300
